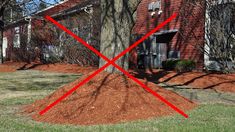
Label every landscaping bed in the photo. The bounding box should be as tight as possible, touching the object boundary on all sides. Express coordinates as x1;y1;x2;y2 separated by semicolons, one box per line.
0;62;97;74
130;69;235;93
158;71;235;93
0;65;16;72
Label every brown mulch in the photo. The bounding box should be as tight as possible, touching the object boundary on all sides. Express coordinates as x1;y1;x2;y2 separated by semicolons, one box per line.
31;63;97;74
0;62;97;74
158;71;235;93
0;62;26;72
130;69;235;93
0;65;16;72
23;72;196;125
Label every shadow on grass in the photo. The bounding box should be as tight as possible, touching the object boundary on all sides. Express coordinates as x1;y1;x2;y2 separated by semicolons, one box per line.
17;63;45;71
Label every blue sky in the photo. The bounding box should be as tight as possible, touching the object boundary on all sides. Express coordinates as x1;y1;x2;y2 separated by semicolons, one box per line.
18;0;61;15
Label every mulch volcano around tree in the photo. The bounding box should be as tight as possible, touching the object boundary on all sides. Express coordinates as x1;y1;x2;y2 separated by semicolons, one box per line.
24;71;196;125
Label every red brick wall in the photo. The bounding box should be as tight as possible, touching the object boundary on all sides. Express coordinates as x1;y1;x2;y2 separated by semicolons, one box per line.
133;0;205;69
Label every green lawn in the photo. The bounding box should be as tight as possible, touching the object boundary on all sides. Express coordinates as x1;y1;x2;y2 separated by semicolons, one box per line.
0;70;234;132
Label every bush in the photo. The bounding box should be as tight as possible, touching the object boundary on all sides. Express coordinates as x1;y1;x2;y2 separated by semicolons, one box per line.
162;59;180;70
162;59;196;72
175;60;196;72
42;55;61;64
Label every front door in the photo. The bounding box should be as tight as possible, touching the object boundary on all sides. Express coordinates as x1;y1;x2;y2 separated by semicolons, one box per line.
137;40;167;69
154;43;167;68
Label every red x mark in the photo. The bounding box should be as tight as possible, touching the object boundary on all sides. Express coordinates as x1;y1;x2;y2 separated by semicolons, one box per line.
39;13;188;118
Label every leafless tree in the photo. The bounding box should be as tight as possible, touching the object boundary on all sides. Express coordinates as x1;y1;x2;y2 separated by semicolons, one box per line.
204;0;235;72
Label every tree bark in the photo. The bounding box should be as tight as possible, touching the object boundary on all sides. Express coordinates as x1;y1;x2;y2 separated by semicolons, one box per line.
0;30;3;64
99;0;141;73
0;7;4;64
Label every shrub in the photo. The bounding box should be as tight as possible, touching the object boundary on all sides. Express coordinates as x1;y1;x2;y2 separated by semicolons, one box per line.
162;59;196;72
175;60;196;72
43;55;61;64
162;59;180;70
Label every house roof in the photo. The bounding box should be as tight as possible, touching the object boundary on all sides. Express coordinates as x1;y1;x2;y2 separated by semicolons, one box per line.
35;0;86;16
34;0;70;15
4;0;99;29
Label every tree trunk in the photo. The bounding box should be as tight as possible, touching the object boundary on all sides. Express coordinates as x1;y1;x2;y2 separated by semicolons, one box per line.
0;7;4;64
0;30;3;64
99;0;141;73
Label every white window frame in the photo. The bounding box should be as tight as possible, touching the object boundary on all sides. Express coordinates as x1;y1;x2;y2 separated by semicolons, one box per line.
3;37;8;57
13;27;20;48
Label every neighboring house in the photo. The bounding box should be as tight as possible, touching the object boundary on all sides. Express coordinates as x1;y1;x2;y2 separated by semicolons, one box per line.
3;0;101;65
3;0;235;69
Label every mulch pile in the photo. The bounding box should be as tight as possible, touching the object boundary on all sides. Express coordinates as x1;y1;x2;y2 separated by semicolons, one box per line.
24;72;196;125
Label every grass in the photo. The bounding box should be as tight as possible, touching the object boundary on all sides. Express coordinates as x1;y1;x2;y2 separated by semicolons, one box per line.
0;70;234;132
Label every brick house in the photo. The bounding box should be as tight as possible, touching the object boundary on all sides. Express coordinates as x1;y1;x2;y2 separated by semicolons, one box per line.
3;0;101;66
3;0;234;69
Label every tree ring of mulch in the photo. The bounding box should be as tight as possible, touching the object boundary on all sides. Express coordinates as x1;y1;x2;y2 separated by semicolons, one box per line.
23;72;196;125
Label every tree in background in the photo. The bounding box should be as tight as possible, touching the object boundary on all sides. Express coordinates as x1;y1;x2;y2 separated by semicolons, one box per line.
0;0;16;64
204;0;235;72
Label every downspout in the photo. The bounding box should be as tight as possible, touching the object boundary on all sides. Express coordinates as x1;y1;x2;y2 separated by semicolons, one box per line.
83;5;93;44
25;16;32;63
83;5;94;65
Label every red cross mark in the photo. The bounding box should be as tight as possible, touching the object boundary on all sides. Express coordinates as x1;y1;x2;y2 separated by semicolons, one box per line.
39;13;188;118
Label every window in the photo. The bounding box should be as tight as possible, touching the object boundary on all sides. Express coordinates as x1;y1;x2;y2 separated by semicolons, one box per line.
13;27;20;48
148;0;161;11
168;51;180;59
3;37;7;57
